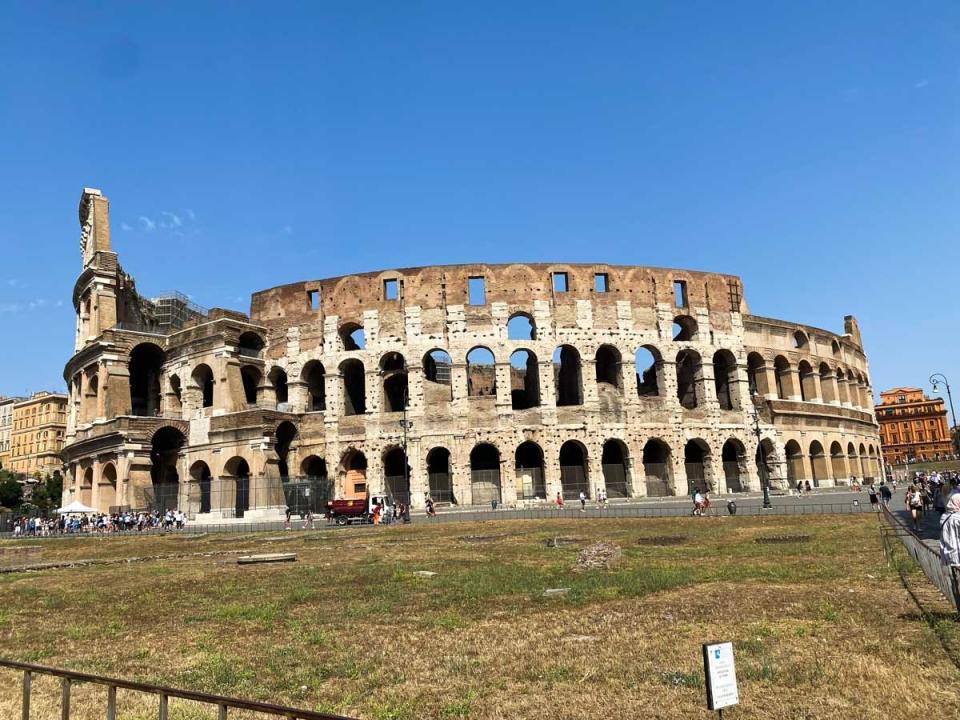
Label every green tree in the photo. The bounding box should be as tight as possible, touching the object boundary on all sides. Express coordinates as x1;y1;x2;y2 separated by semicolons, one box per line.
0;476;23;510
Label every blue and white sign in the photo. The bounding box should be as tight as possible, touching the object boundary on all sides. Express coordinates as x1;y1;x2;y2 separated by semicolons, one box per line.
702;641;739;711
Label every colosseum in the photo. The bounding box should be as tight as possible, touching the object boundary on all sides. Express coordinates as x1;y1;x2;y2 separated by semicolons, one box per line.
61;188;883;519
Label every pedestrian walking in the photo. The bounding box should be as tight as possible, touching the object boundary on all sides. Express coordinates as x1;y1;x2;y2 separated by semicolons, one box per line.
555;492;564;510
579;491;586;512
879;482;892;509
868;484;879;512
939;492;960;567
906;486;923;531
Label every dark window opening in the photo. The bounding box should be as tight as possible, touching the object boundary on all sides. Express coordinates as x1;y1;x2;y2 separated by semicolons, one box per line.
553;272;569;293
594;273;609;293
384;278;399;301
341;359;366;415
553;345;583;406
674;280;688;308
509;350;540;409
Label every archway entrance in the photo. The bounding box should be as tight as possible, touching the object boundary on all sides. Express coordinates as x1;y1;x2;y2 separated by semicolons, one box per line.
642;439;673;497
223;457;251;518
427;448;453;503
97;464;117;513
559;441;589;500
341;451;368;500
130;343;164;416
684;439;711;494
189;461;212;515
383;448;411;505
470;444;501;505
515;441;546;500
721;439;746;493
601;440;631;498
150;427;185;512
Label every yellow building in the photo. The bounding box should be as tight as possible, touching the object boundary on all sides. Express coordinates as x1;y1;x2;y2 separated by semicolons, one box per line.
9;392;68;478
0;396;21;470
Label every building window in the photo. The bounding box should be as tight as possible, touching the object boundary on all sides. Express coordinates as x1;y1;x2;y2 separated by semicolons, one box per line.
594;273;609;293
468;277;486;306
383;278;399;301
553;272;569;293
674;280;688;308
307;290;319;311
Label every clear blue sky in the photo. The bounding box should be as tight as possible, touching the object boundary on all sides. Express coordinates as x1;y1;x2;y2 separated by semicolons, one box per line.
1;2;958;408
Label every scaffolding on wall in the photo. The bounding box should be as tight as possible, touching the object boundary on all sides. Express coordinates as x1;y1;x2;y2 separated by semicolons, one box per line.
149;291;207;331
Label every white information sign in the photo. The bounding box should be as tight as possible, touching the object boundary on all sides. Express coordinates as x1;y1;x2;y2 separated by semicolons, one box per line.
702;641;739;711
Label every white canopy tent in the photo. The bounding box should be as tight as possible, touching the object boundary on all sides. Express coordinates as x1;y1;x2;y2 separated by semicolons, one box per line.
55;500;98;514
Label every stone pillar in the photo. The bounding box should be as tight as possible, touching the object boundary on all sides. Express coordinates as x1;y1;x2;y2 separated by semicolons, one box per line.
810;372;824;403
407;365;424;414
407;439;426;508
500;456;518;505
288;379;308;414
494;362;513;416
365;368;381;415
760;366;778;401
588;444;606;499
452;438;471;505
581;358;599;408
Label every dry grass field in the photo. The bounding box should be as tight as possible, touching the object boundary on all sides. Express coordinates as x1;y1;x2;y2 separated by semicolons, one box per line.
0;514;957;720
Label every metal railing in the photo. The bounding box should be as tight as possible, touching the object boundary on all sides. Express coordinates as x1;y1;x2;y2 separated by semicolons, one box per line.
880;505;960;612
1;657;354;720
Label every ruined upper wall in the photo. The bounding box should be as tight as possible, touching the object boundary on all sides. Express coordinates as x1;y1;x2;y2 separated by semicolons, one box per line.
250;263;748;328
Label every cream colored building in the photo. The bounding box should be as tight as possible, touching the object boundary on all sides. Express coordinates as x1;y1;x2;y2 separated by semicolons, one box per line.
10;392;68;478
61;188;882;518
0;396;21;470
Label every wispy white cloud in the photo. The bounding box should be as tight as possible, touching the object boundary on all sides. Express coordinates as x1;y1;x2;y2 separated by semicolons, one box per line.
120;222;133;231
160;211;182;229
0;302;22;314
280;225;293;236
184;208;196;221
0;298;58;314
139;216;157;231
6;278;20;288
915;79;929;89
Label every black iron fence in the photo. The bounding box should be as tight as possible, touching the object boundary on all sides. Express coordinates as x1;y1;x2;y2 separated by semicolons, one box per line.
880;505;960;612
0;657;354;720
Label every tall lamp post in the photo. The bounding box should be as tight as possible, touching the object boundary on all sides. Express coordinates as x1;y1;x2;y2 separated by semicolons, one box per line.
930;373;958;457
751;392;773;509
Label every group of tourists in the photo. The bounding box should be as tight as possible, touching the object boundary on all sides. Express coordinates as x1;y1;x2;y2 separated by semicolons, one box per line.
10;509;186;536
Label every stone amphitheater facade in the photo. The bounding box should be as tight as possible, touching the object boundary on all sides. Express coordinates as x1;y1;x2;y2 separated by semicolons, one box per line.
62;189;882;519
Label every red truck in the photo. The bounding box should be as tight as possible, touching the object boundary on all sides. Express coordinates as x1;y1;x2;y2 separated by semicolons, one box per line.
325;495;389;525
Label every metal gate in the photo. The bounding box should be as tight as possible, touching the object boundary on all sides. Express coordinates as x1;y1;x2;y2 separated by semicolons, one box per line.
723;462;744;492
559;465;589;500
199;479;211;514
517;467;546;500
602;463;629;498
684;462;707;494
283;477;333;515
643;463;673;497
148;483;179;513
428;472;453;503
384;475;411;506
471;468;501;505
235;477;249;518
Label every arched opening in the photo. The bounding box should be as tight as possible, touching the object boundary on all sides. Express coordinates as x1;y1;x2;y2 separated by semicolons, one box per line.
797;360;815;402
268;367;288;408
423;349;453;402
470;444;502;505
684;439;711;494
858;443;868;480
285;455;330;516
836;368;850;405
383;447;411;505
676;350;702;409
189;461;212;515
848;371;860;408
467;347;496;397
595;345;622;390
223;456;250;518
847;442;860;481
721;439;746;493
340;359;366;415
427;447;453;503
130;343;164;416
80;467;93;507
831;339;841;357
830;441;846;483
97;464;117;513
559;440;589;500
712;350;738;410
792;330;808;349
553;345;583;406
340;450;367;500
238;332;265;358
192;364;215;409
302;361;326;412
507;313;536;340
756;438;777;489
642;439;673;497
150;427;185;512
672;315;697;341
509;350;540;409
785;440;804;489
380;352;408;412
168;375;183;414
867;445;879;480
339;323;365;351
809;440;828;488
601;439;631;498
240;365;261;407
774;356;791;400
819;363;837;404
635;346;661;397
515;441;546;500
275;421;298;479
747;353;769;397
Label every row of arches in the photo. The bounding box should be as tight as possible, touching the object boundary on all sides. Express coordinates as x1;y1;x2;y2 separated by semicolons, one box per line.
783;439;881;488
747;353;873;410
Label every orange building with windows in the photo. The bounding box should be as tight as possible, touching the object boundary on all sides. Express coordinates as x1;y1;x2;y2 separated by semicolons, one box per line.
876;388;954;465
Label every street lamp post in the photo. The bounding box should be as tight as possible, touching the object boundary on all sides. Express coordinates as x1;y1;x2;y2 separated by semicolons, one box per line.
398;375;413;514
751;393;773;509
930;373;958;457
